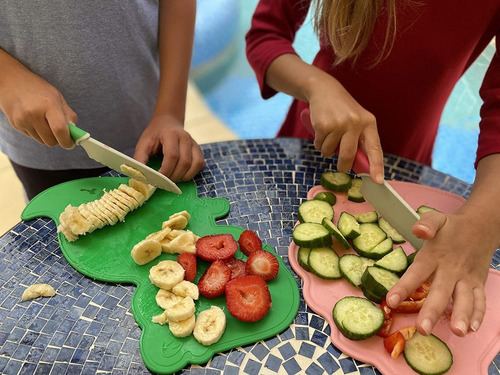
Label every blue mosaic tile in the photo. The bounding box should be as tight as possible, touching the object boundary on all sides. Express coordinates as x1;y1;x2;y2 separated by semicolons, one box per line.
317;352;341;374
305;362;325;375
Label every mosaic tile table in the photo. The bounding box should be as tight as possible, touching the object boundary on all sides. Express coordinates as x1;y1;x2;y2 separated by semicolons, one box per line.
0;138;498;375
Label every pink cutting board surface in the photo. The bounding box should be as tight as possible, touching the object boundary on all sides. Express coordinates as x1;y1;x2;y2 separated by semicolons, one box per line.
288;181;500;375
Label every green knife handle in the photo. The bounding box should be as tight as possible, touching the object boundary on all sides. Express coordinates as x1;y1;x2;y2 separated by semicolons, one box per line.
68;123;90;145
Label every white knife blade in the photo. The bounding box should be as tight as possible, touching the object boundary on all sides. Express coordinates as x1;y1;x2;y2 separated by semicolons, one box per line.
68;123;181;194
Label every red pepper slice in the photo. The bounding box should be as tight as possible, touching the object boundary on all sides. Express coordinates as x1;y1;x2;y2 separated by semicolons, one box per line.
398;325;416;340
380;298;392;319
376;317;393;338
392;297;426;314
384;331;405;359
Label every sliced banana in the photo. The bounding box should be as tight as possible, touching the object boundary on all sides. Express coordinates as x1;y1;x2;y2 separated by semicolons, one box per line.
103;190;131;215
129;178;157;200
110;189;139;211
146;226;172;242
172;280;199;300
21;284;56;301
163;230;197;254
88;200;116;226
152;311;169;325
59;205;92;235
169;314;196;338
131;239;162;265
149;260;185;290
118;184;146;206
80;203;106;230
156;289;184;310
193;306;226;346
120;163;147;181
100;194;127;222
57;223;78;242
161;215;189;230
165;296;195;322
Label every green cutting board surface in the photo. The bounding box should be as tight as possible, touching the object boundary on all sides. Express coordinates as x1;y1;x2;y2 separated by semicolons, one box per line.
22;177;300;374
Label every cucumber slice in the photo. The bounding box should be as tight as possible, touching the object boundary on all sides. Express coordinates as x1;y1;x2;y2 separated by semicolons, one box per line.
347;178;365;202
361;266;400;303
355;235;393;260
354;211;378;223
308;247;341;279
337;212;361;239
297;247;312;272
352;223;387;256
403;332;453;375
321;218;350;249
378;217;406;244
321;171;352;191
339;254;375;287
374;246;408;275
407;251;417;265
298;199;334;224
293;223;333;248
333;296;385;340
416;205;440;216
313;191;337;205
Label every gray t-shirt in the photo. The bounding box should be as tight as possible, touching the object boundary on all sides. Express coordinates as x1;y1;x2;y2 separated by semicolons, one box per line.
0;0;160;170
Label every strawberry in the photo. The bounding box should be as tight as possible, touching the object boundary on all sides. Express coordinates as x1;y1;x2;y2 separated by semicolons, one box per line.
224;257;247;279
198;260;231;299
225;275;272;322
196;234;238;262
177;253;197;282
245;250;279;281
238;230;262;256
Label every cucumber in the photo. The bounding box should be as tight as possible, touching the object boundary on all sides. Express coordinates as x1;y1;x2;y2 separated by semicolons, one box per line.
416;205;440;216
347;178;365;202
339;254;375;287
337;212;361;239
321;171;352;191
403;332;453;375
354;211;378;223
308;247;341;279
407;251;417;265
374;246;408;275
313;191;337;205
321;218;350;249
297;247;312;272
293;223;333;248
298;199;334;224
360;266;400;303
352;223;387;257
332;296;385;340
378;217;406;244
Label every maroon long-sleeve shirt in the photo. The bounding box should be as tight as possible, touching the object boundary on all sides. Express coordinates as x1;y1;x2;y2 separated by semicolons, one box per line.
246;0;500;167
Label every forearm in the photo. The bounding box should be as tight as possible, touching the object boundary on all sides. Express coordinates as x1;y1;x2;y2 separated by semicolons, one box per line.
153;0;196;122
0;49;31;105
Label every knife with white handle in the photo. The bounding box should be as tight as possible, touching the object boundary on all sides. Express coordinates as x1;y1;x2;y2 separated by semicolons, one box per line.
68;123;181;194
300;109;423;250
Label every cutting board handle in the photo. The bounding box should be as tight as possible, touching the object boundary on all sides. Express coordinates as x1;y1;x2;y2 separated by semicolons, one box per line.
68;123;90;145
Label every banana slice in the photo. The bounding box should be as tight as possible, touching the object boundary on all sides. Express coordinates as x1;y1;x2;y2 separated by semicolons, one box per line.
78;204;102;232
165;296;195;322
118;184;146;206
110;189;139;211
60;204;92;235
155;289;184;310
103;190;131;215
57;223;79;242
152;311;169;325
162;215;189;230
149;260;185;290
162;230;197;254
169;314;196;338
88;201;116;226
120;163;147;182
21;283;56;301
129;178;157;200
146;226;172;242
172;280;199;300
193;306;226;346
100;194;127;222
131;239;162;265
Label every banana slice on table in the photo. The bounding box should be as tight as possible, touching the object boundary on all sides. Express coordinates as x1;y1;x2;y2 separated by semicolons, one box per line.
149;260;185;290
172;280;199;300
21;283;56;301
131;239;162;265
156;289;184;310
152;311;169;325
193;306;226;346
165;296;195;322
129;178;156;200
169;314;196;338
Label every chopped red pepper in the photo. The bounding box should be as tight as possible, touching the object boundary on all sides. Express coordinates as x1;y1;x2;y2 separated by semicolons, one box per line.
376;317;393;338
398;325;416;340
380;298;392;319
384;331;405;359
392;297;426;314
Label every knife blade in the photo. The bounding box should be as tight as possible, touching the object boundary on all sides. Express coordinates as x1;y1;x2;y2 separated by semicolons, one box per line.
300;108;423;250
68;123;181;194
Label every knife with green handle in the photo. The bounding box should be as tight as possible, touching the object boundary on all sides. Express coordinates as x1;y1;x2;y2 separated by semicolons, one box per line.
68;123;181;194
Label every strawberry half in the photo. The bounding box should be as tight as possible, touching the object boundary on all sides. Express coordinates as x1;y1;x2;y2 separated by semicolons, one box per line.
196;234;238;262
245;250;279;281
238;230;262;256
177;253;197;282
198;260;231;299
224;257;247;279
225;275;272;322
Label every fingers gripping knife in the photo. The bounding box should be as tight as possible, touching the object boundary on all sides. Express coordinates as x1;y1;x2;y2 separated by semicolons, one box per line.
68;123;181;194
300;109;424;250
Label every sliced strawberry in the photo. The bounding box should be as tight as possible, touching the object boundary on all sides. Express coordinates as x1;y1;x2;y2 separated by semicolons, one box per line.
177;253;197;282
245;250;279;281
198;260;231;299
238;230;262;256
225;275;272;322
196;234;238;262
224;257;247;279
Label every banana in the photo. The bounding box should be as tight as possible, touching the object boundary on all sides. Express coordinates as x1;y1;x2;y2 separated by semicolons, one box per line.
168;314;196;338
162;230;197;254
146;226;172;242
110;188;139;211
118;184;146;206
57;223;78;242
88;201;116;226
152;311;169;325
129;178;157;200
21;283;56;301
165;296;195;322
172;280;199;300
193;306;226;346
103;190;131;215
59;204;92;235
155;289;184;310
162;215;189;231
78;204;103;232
100;193;127;222
131;239;162;265
120;163;147;182
149;260;185;290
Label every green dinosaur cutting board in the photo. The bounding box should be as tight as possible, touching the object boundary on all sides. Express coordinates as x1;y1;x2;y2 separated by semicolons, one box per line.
22;177;300;374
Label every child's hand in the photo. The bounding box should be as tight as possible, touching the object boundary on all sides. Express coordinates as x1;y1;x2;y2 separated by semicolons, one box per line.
386;210;494;337
133;114;204;182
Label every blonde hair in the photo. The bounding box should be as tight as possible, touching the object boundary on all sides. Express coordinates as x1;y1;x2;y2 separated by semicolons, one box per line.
313;0;398;67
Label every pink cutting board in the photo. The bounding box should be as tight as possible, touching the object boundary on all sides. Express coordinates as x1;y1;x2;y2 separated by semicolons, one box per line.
288;181;500;375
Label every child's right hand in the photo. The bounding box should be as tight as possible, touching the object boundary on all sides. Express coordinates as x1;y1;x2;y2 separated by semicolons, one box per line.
0;51;77;149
